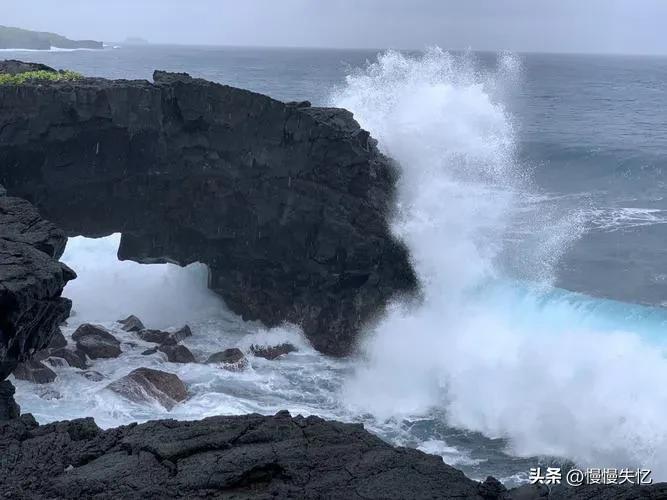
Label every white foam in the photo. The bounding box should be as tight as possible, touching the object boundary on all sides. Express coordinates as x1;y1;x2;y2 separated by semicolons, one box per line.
61;234;226;328
332;48;667;478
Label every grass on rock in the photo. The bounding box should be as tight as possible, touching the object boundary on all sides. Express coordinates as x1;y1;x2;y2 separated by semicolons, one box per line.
0;69;83;85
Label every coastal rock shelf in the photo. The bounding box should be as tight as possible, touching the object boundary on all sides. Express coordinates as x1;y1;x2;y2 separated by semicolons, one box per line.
1;409;664;499
0;61;417;357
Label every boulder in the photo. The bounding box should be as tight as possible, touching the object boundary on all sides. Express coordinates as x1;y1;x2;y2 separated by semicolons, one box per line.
250;343;297;360
137;325;192;346
12;360;57;384
118;315;145;332
206;348;248;371
79;371;105;382
107;368;188;410
47;348;88;370
206;348;248;370
158;345;196;364
72;324;121;359
0;69;417;356
141;347;158;356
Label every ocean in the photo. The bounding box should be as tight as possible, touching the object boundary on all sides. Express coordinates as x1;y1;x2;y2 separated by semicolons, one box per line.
5;45;667;485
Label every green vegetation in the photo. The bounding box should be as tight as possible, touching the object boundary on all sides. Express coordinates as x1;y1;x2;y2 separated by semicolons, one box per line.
0;70;84;85
0;25;103;50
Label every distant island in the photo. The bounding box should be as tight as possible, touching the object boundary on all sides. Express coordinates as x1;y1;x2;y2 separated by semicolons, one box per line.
0;25;103;50
123;36;149;46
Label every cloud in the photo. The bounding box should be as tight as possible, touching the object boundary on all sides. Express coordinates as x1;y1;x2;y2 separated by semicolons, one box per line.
3;0;667;54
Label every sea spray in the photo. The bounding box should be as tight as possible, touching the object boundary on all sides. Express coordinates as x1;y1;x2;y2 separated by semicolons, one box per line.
332;48;667;477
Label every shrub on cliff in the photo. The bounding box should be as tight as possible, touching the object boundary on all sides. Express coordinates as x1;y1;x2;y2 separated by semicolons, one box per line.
0;69;82;85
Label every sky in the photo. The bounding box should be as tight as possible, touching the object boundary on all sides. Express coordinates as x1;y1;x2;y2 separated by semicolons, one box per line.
3;0;667;55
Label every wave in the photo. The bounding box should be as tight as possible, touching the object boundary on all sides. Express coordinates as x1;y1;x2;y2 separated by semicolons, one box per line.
331;48;667;478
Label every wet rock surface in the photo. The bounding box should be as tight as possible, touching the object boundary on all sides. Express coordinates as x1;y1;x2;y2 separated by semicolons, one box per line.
0;68;417;356
158;344;196;363
0;192;75;380
0;380;20;421
206;348;248;370
137;325;192;346
1;409;662;499
72;324;122;359
117;315;145;332
12;359;57;384
251;342;297;360
106;367;188;410
47;347;88;370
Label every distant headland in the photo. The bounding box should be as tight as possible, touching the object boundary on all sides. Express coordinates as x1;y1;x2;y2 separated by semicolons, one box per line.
0;25;103;50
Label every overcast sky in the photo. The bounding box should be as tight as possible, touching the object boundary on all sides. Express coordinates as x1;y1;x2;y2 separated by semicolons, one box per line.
3;0;667;55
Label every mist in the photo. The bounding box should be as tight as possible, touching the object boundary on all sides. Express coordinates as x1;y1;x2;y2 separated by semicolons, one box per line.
3;0;667;55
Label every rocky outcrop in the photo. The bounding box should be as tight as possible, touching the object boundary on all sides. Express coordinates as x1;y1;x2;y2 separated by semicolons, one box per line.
0;66;417;356
0;192;75;380
0;380;20;420
0;410;496;499
2;409;663;499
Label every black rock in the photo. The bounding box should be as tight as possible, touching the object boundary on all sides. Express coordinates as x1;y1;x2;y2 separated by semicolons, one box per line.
206;348;248;370
107;368;188;410
0;380;20;421
0;194;75;380
250;343;297;360
0;411;483;499
206;348;245;364
137;325;192;346
0;59;56;74
0;69;417;357
79;371;105;382
38;388;62;400
4;410;656;499
47;348;88;370
158;345;196;364
12;360;57;384
118;315;145;332
47;329;68;350
142;347;159;356
72;324;122;359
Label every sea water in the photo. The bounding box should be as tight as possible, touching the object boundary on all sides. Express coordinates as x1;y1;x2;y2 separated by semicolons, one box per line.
7;45;667;485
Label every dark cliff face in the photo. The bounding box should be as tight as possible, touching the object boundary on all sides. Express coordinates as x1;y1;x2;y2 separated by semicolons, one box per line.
0;67;417;356
0;192;75;380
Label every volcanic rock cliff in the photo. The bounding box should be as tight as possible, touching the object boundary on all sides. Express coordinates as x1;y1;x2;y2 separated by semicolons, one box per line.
0;61;417;357
0;189;74;381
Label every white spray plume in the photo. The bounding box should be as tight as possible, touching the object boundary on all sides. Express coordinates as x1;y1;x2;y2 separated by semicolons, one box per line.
332;48;667;476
